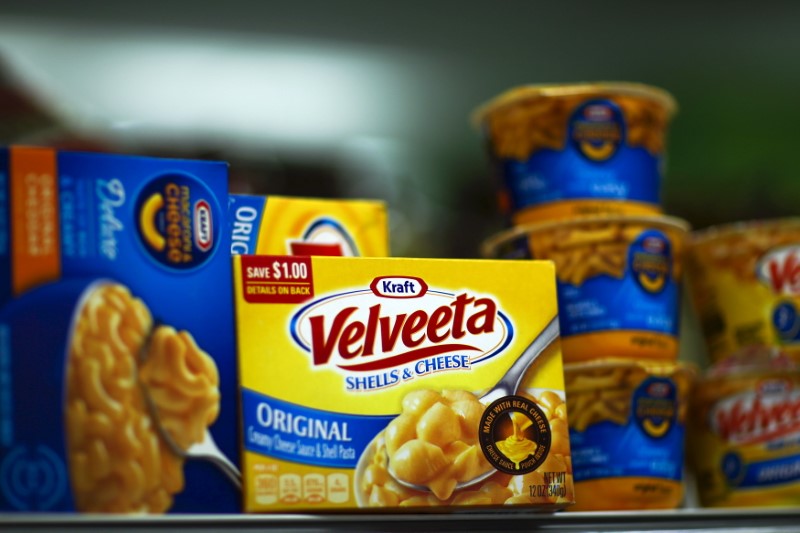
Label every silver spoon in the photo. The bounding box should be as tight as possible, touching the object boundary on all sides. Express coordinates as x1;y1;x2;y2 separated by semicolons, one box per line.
388;316;560;493
138;327;242;489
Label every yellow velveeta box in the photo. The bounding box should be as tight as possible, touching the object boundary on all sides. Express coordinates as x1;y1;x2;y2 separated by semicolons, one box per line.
234;255;574;512
228;194;389;257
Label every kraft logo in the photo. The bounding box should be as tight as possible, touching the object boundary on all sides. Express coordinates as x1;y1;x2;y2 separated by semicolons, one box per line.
758;378;791;396
290;287;512;372
647;381;671;398
643;236;666;254
757;246;800;295
194;200;213;252
370;276;428;298
584;104;613;121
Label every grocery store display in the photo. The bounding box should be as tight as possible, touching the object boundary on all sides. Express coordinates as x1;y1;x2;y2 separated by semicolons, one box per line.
475;82;693;511
482;215;688;363
472;82;676;225
228;194;389;257
2;74;796;521
233;255;574;511
687;219;800;363
0;147;239;513
689;347;800;507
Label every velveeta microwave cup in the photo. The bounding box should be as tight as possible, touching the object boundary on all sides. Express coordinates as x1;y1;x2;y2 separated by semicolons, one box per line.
565;359;694;511
482;215;689;363
688;347;800;507
472;82;677;225
687;218;800;364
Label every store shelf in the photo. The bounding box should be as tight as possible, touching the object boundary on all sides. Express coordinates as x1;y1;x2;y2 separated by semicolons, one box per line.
4;508;800;533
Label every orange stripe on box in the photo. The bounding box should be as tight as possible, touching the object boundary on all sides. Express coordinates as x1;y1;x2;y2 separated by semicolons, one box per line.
10;146;61;295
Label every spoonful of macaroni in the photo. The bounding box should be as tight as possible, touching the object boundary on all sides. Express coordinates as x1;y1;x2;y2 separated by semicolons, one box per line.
138;324;242;489
384;316;560;499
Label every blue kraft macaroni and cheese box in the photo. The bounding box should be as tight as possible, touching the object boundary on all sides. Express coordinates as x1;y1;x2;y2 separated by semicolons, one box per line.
0;146;240;513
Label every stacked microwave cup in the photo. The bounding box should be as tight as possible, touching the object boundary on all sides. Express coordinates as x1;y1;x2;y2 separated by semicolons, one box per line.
475;82;696;511
685;219;800;508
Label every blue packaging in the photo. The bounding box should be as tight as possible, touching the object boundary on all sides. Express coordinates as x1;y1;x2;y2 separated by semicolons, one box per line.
565;360;693;510
473;83;676;225
0;147;239;513
482;215;689;363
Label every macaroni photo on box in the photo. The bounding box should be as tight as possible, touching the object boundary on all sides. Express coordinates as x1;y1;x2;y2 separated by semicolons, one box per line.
0;146;240;513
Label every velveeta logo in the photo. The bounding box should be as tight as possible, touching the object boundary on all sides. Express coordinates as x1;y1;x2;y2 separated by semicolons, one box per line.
710;379;800;445
289;277;512;388
757;246;800;295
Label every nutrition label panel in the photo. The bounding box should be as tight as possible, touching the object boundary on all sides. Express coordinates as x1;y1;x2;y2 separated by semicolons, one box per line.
252;465;349;506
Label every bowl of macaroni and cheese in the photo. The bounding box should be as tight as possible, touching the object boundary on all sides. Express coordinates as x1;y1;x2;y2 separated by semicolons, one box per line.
687;218;800;364
354;388;574;509
0;278;222;513
564;359;694;511
482;214;689;363
63;281;222;513
472;82;677;225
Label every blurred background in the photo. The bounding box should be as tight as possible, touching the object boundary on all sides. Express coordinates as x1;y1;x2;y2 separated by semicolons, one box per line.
1;0;799;262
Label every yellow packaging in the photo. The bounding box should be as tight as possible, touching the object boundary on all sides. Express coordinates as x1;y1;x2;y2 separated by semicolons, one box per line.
234;255;574;512
229;194;389;257
564;359;694;511
687;218;800;363
689;348;800;507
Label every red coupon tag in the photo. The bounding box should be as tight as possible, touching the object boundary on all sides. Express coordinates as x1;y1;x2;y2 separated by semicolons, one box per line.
241;255;314;304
